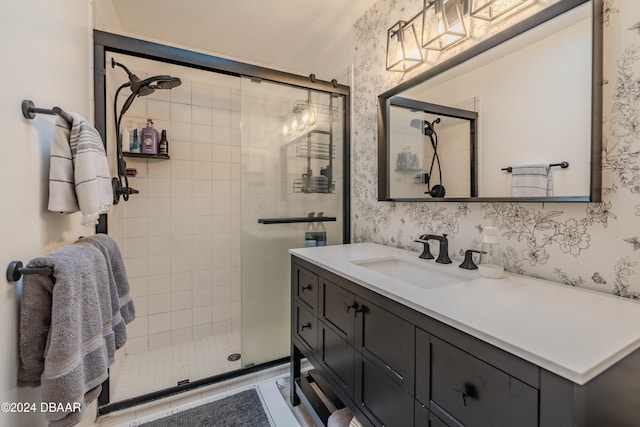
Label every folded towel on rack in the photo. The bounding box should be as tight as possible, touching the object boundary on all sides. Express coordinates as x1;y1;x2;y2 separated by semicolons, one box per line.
48;112;112;226
18;243;115;427
511;163;552;197
48;117;78;213
80;234;135;349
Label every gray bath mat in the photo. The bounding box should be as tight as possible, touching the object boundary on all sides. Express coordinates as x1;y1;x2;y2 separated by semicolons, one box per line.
139;388;271;426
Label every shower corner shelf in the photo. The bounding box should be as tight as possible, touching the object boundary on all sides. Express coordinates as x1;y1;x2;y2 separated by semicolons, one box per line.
123;152;170;160
293;178;336;194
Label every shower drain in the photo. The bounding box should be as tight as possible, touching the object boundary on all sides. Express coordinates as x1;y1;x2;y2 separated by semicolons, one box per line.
227;353;241;362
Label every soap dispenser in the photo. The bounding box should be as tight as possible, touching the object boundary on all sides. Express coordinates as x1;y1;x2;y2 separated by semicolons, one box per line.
141;119;159;154
478;226;504;279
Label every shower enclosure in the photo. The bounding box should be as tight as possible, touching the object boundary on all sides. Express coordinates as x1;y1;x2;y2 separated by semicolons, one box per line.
94;31;348;411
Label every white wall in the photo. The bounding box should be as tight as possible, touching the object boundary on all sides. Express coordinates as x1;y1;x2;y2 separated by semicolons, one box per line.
0;1;94;426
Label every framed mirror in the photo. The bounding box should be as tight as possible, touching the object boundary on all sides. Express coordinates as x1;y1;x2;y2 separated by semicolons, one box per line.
378;0;602;202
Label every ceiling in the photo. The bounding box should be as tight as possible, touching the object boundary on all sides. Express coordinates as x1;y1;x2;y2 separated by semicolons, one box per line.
108;0;379;78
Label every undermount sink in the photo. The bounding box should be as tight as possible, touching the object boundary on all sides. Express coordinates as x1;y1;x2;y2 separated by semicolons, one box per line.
351;256;467;289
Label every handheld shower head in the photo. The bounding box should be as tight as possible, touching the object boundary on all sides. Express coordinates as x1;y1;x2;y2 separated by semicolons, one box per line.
423;117;441;137
410;117;441;136
111;58;182;98
155;77;182;89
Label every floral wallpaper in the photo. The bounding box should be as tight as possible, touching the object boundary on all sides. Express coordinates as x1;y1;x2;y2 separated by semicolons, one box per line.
352;0;640;299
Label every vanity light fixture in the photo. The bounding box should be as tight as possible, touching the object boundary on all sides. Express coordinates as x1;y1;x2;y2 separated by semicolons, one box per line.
385;0;530;70
470;0;528;21
422;0;468;51
386;16;424;72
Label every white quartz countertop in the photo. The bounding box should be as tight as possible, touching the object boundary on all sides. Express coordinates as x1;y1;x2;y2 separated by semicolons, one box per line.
290;243;640;385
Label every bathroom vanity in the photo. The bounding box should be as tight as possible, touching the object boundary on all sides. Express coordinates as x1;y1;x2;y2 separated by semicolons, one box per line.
290;243;640;426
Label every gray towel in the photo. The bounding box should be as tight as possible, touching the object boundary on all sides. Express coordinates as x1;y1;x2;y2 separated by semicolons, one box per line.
80;234;135;350
18;242;115;427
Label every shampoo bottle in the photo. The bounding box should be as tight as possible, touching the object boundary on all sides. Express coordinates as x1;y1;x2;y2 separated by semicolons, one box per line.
130;129;140;153
315;212;327;246
304;212;317;247
141;119;159;154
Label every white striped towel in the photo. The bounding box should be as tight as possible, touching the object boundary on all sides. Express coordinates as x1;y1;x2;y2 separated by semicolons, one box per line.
48;117;78;213
48;113;112;225
511;164;552;197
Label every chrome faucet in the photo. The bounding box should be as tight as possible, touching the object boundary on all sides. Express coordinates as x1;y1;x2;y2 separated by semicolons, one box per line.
417;234;452;264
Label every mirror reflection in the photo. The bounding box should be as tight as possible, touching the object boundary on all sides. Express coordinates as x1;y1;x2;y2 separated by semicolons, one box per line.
389;98;477;198
381;1;598;201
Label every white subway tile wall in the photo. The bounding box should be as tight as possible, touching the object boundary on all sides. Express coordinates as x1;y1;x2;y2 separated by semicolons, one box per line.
109;54;242;359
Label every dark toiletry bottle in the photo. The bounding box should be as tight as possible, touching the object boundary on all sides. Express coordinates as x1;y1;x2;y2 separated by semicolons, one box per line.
159;130;169;155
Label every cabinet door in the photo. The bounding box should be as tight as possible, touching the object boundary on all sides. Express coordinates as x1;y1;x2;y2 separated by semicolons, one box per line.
355;353;413;426
355;298;414;389
354;298;414;427
321;279;357;345
431;337;538;427
320;322;354;399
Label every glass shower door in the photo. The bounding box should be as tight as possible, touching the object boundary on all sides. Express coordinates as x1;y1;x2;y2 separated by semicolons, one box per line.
240;77;345;367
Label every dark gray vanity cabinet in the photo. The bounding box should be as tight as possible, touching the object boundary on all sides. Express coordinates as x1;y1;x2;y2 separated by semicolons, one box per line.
290;255;640;427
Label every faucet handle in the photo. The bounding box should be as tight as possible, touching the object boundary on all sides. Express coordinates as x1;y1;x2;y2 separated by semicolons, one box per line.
414;239;434;260
459;249;486;270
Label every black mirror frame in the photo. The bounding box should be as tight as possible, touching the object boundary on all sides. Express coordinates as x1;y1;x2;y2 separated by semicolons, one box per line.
378;0;602;203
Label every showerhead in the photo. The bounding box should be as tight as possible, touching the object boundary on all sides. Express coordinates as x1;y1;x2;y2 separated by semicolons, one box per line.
155;77;182;90
410;119;423;129
112;58;181;95
423;117;441;137
410;117;441;136
111;58;182;115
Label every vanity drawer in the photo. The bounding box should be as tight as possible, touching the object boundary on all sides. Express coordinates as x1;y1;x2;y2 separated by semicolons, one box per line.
294;303;317;353
294;265;319;311
321;279;356;344
431;337;538;427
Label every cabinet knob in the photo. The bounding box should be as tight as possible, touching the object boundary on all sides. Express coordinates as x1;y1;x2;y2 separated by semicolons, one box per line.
301;284;312;292
301;322;311;331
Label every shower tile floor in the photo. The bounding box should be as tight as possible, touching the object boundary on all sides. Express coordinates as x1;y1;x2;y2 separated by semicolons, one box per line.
111;331;241;402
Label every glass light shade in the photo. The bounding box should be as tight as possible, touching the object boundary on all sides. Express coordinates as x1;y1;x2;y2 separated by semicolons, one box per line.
470;0;528;20
386;19;424;72
422;0;468;51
